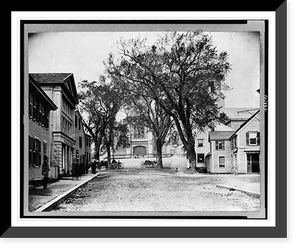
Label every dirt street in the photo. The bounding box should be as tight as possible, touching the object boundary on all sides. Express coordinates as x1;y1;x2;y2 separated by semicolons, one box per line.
53;168;260;212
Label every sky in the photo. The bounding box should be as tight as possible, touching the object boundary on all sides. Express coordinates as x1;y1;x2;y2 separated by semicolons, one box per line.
28;31;260;108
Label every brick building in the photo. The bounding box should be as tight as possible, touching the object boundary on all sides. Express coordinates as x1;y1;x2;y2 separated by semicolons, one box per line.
28;75;57;181
30;73;79;177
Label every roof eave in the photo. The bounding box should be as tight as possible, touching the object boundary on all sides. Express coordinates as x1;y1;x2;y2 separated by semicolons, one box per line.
29;77;58;110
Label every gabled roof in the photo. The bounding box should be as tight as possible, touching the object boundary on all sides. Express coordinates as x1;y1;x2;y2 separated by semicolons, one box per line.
29;73;72;84
214;122;235;131
230;110;260;139
222;107;259;121
29;75;57;110
209;131;235;141
30;73;79;104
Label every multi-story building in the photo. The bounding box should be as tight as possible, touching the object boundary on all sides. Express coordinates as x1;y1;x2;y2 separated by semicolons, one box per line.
205;110;260;174
195;123;235;172
74;110;92;174
207;131;235;173
30;73;79;176
222;107;257;130
113;125;172;158
85;134;92;165
229;110;260;174
28;75;57;181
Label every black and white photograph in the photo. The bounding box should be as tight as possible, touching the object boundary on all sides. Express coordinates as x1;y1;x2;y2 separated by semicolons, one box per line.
24;22;267;218
5;5;291;243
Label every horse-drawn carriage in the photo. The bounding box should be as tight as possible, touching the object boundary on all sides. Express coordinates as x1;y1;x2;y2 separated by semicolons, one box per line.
140;160;157;168
99;160;124;170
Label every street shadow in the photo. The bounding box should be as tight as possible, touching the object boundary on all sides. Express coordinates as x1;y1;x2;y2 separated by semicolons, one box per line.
29;188;53;196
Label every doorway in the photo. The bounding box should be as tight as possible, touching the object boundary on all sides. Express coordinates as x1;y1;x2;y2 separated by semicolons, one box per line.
133;146;146;156
247;153;260;173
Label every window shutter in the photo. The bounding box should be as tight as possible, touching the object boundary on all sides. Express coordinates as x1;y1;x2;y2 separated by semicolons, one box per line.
215;141;219;150
257;132;260;145
246;132;249;145
38;140;41;166
29;93;33;118
29;136;33;165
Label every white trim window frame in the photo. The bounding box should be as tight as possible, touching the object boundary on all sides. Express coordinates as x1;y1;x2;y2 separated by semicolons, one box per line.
219;155;225;168
216;140;225;151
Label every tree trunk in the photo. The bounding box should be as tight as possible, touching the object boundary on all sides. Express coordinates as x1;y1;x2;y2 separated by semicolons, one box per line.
184;128;197;174
94;139;101;161
106;143;111;164
185;141;197;173
155;140;163;169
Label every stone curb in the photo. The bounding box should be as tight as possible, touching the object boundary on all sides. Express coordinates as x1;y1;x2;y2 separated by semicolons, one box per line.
216;184;260;198
35;174;102;212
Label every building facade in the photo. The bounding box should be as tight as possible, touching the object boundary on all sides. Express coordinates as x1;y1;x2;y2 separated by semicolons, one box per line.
28;76;57;181
113;125;172;158
30;73;79;176
85;134;92;164
205;110;260;174
195;123;235;172
222;107;256;130
207;131;235;173
229;110;260;174
74;110;92;174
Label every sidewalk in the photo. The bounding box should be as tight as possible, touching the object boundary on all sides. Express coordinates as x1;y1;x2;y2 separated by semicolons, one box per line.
29;173;98;212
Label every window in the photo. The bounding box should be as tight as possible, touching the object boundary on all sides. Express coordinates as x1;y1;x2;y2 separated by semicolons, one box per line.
79;137;82;148
43;141;47;161
215;140;225;150
197;153;205;163
45;109;49;129
79;119;81;130
75;115;77;128
246;131;260;146
86;137;91;147
231;136;237;149
39;102;44;125
219;156;225;167
29;136;34;166
29;92;49;129
29;92;33;118
36;139;41;166
32;137;38;165
33;95;38;121
29;136;41;166
197;139;204;147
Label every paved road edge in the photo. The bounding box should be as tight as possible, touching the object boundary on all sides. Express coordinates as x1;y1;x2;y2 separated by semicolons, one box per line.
35;174;100;212
216;184;260;198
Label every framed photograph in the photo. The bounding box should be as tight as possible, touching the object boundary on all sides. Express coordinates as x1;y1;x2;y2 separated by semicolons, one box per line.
5;3;286;237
